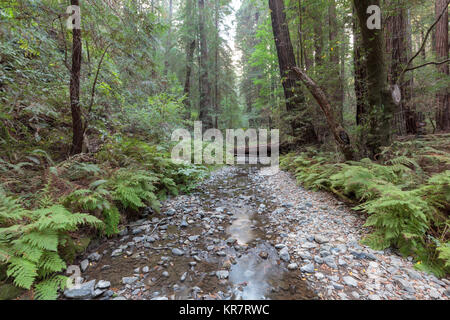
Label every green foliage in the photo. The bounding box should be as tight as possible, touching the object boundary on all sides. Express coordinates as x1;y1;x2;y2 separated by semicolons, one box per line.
108;169;160;213
281;144;450;276
0;190;103;299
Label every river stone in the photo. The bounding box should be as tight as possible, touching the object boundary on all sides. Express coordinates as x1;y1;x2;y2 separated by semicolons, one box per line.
64;280;96;299
275;244;286;249
188;235;200;242
111;249;123;257
88;252;102;262
80;259;89;272
314;235;329;244
96;280;111;290
395;279;415;293
181;272;187;282
142;266;149;273
279;247;290;262
343;276;358;287
172;248;185;256
122;277;138;285
300;263;315;273
287;263;298;270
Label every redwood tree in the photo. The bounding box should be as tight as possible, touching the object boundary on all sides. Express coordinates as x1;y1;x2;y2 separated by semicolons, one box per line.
268;0;317;144
69;0;83;155
435;0;449;131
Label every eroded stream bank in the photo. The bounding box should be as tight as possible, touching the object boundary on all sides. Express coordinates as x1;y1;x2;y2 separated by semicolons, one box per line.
68;166;316;300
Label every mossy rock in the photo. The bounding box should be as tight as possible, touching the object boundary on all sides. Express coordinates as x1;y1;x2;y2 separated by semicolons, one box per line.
59;236;91;264
0;283;24;300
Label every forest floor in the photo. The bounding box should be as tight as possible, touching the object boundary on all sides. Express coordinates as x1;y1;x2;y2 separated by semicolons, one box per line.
61;165;450;300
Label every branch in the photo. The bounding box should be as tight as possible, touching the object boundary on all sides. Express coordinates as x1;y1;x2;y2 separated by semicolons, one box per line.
83;44;112;133
397;0;449;85
405;59;450;73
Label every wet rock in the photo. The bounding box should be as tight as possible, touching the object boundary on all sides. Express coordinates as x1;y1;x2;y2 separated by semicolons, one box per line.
279;247;290;262
88;252;102;262
343;276;358;287
395;279;415;294
300;263;315;273
323;256;338;269
172;248;185;256
122;277;138;285
216;251;227;257
314;235;329;244
64;280;96;299
80;259;89;272
96;280;111;290
301;242;317;249
166;209;176;216
287;263;298;270
111;249;123;257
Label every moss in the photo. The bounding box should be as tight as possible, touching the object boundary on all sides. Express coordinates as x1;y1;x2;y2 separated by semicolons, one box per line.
0;283;24;300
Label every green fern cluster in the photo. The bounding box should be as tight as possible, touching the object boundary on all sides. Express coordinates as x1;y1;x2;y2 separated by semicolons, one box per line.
63;182;120;237
281;151;450;276
0;191;103;299
108;169;161;213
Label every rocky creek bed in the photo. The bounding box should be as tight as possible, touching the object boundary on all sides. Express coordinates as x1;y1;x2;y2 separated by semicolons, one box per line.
63;165;450;300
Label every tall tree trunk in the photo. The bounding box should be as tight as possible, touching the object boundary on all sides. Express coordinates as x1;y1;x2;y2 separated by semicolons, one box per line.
268;0;317;144
435;0;449;131
163;0;173;78
353;10;368;126
385;0;416;134
198;0;213;129
70;0;83;155
183;40;196;113
214;0;220;129
329;0;344;122
353;0;395;158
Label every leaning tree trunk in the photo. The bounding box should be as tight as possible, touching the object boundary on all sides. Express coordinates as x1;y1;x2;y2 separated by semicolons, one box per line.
292;67;355;161
435;0;449;131
268;0;317;145
70;0;83;155
353;0;395;159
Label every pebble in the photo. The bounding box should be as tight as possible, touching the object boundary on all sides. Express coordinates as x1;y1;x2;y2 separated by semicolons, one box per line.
343;276;358;287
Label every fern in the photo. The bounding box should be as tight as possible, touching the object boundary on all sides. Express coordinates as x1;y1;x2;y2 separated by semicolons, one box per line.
0;191;103;299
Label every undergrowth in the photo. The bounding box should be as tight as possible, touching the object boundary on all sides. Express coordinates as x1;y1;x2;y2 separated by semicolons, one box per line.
280;136;450;277
0;137;208;299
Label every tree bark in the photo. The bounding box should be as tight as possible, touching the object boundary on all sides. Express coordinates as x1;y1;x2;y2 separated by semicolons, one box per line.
268;0;317;144
198;0;213;130
353;0;395;158
385;0;416;134
70;0;83;155
435;0;449;131
353;10;368;126
329;0;344;122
